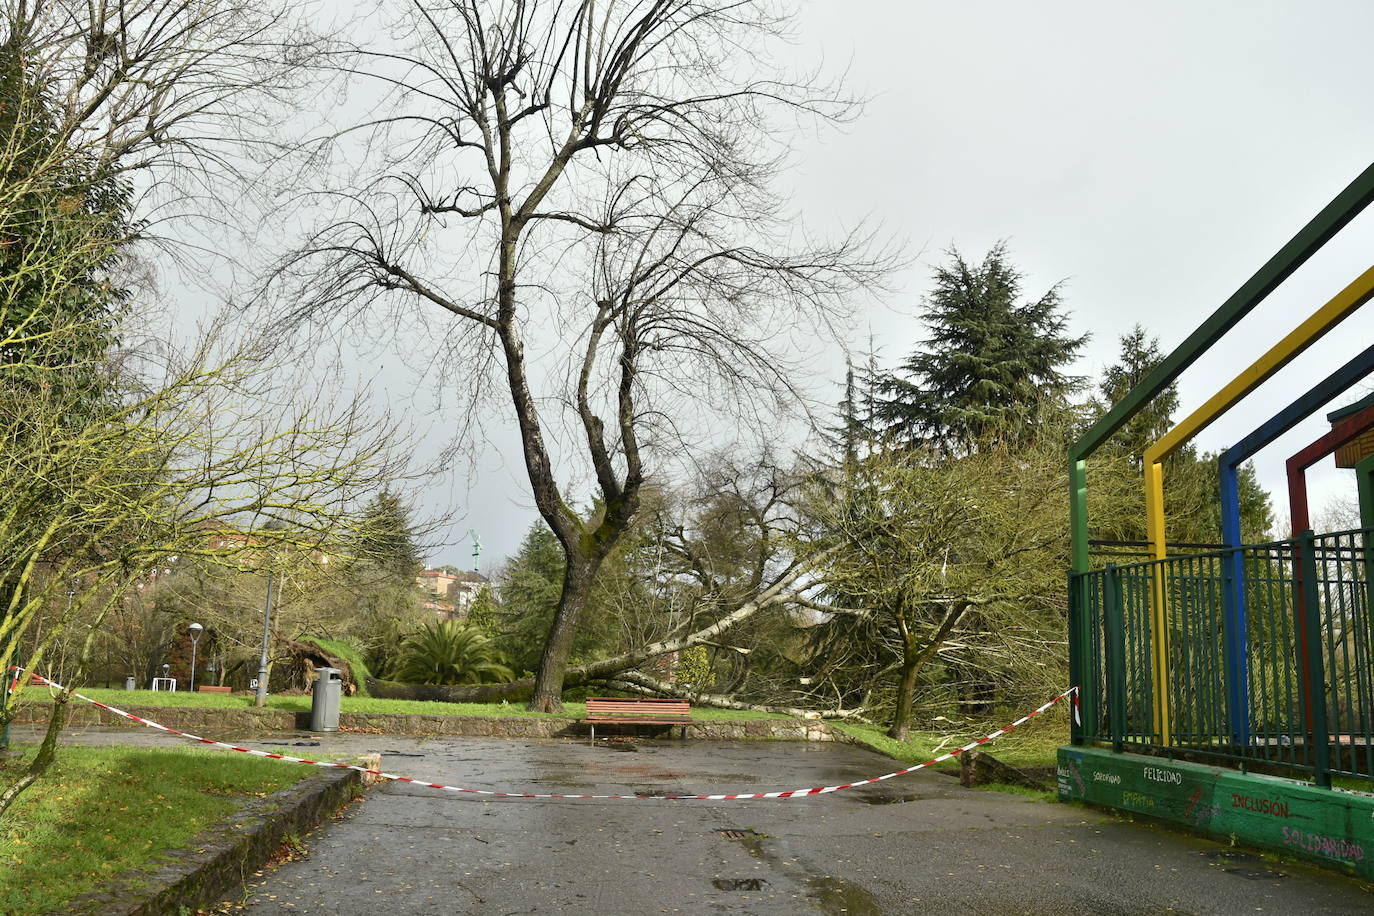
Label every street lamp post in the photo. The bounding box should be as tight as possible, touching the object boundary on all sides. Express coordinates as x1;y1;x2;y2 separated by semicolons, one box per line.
255;573;275;708
187;622;203;693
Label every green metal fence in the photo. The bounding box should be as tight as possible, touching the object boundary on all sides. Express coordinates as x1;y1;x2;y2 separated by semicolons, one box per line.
1071;529;1374;786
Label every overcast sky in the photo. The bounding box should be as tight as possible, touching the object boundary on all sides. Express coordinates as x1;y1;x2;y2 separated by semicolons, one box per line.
367;0;1374;570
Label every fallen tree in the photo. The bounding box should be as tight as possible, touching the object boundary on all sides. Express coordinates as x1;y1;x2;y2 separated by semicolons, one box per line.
602;670;869;722
366;552;830;705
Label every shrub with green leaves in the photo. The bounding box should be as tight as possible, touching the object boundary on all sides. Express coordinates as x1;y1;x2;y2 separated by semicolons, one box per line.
392;621;514;686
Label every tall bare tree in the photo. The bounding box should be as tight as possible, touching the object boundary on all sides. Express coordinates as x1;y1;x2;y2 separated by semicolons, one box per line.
270;1;887;710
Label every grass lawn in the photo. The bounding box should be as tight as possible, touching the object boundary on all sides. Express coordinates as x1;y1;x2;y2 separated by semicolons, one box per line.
0;744;315;913
834;706;1071;774
15;687;787;722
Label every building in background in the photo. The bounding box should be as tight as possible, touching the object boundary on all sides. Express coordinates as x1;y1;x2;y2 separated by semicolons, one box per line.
416;566;488;621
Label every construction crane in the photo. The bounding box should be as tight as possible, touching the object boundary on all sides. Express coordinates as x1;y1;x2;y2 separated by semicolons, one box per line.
470;529;481;572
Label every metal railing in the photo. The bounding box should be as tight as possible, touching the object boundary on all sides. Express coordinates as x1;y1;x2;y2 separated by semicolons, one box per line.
1071;528;1374;785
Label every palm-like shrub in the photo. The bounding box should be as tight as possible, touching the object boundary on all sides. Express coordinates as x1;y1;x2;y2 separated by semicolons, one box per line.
392;621;515;686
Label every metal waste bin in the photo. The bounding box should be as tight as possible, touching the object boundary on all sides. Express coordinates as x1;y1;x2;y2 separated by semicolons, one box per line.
310;667;342;732
124;676;136;691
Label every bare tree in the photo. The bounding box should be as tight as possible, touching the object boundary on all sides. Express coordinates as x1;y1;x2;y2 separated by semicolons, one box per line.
5;0;329;248
0;0;402;813
270;0;886;710
0;334;411;818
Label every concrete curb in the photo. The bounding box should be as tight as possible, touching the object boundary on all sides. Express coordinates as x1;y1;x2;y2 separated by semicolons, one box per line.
55;766;362;916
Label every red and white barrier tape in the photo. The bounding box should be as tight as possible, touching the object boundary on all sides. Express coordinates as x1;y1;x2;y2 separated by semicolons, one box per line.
10;668;1076;801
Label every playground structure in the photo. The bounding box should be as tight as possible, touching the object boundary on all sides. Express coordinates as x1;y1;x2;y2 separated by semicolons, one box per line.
1060;163;1374;878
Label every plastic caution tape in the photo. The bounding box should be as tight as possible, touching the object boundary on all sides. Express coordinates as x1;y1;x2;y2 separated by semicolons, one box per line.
11;668;1076;801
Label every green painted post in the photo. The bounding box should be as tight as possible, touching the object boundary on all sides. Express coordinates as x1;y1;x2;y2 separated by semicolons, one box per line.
0;642;12;753
1104;564;1127;753
1068;460;1096;745
1069;459;1090;574
1068;571;1084;745
1297;530;1332;788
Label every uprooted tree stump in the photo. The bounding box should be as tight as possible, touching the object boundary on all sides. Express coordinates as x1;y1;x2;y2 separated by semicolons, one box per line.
285;638;362;696
958;751;1049;790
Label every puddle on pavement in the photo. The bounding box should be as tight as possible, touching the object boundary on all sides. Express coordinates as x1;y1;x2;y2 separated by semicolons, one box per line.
599;742;640;753
806;875;885;914
854;792;922;805
1197;850;1285;881
1222;867;1286;880
718;830;768;858
717;827;883;913
1197;850;1262;863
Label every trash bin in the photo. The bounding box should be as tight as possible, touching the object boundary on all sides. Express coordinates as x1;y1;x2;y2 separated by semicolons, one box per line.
124;676;135;691
310;667;342;732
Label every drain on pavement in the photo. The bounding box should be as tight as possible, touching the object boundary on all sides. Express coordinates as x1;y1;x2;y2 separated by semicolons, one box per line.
718;828;764;839
713;878;770;892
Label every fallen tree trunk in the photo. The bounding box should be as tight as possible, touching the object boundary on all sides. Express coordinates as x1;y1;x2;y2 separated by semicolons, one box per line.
602;670;871;722
362;556;828;705
365;677;534;704
958;750;1049;790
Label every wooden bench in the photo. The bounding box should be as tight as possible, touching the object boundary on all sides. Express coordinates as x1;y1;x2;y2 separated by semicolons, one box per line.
197;685;233;694
585;697;691;742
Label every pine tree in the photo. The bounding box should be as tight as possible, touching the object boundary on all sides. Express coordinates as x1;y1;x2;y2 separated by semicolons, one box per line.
1091;326;1272;545
495;522;569;674
0;28;134;392
821;360;878;471
355;490;423;580
1098;325;1180;464
871;243;1086;449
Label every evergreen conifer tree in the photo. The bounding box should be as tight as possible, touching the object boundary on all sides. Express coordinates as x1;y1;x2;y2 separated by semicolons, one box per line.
0;27;134;393
870;243;1086;449
1098;324;1180;464
356;490;423;580
1092;326;1272;545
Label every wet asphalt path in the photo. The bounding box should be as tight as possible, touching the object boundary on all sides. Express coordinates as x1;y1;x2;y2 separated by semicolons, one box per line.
226;735;1374;915
25;726;1374;914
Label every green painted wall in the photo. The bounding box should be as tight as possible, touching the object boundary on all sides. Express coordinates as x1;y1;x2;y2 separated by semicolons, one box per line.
1059;746;1374;879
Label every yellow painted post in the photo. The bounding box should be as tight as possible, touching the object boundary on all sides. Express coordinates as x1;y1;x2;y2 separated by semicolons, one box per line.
1140;263;1374;744
1144;459;1171;741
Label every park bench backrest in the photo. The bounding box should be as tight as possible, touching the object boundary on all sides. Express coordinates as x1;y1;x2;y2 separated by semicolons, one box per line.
585;697;691;724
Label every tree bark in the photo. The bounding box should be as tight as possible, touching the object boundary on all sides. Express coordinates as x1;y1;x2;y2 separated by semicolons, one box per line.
0;692;66;820
888;654;920;742
527;556;600;712
887;599;975;741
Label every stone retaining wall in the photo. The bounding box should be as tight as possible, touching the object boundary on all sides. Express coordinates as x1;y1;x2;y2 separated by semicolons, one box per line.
15;701;843;742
